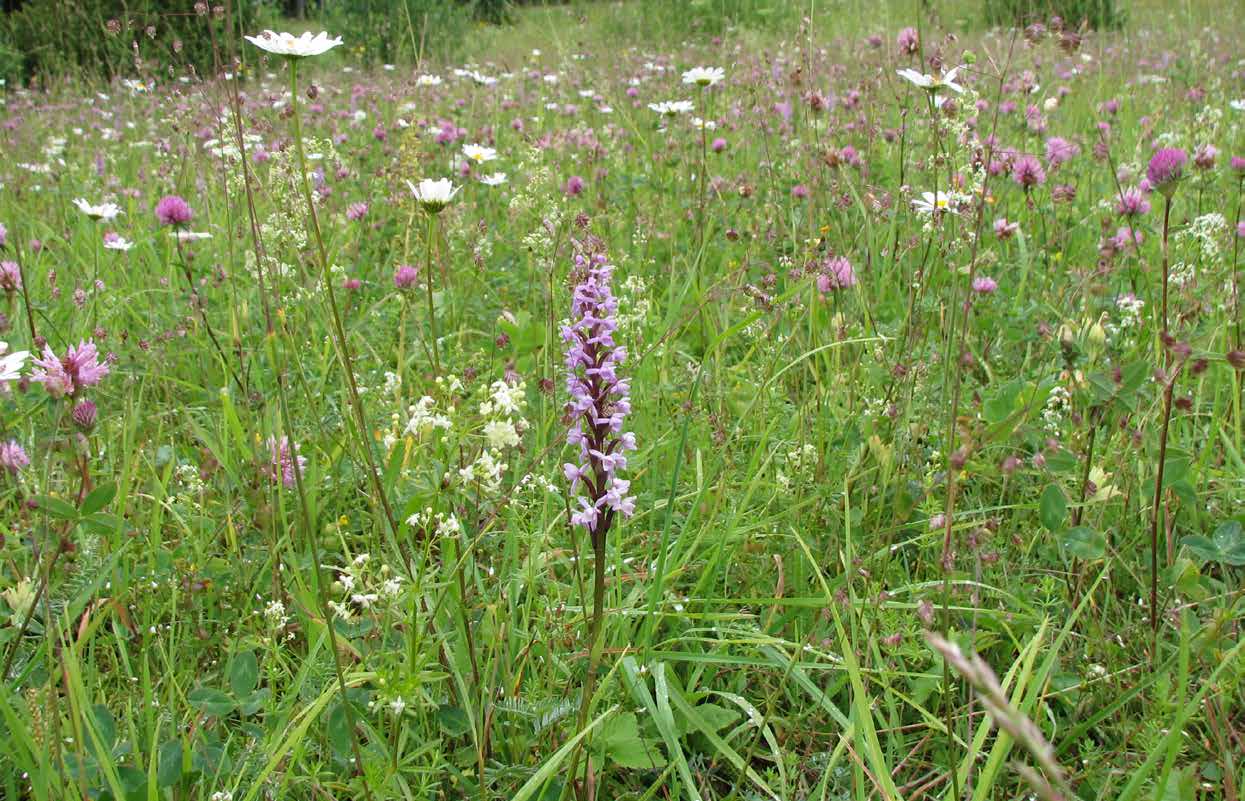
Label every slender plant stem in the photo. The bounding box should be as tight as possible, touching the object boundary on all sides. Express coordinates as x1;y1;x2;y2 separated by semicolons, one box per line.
288;59;399;537
423;211;441;374
1160;195;1172;337
1150;367;1178;639
173;235;246;395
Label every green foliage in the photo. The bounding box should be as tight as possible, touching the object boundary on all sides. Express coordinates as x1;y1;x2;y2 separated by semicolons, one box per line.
0;0;271;86
313;0;478;66
982;0;1126;30
597;0;802;44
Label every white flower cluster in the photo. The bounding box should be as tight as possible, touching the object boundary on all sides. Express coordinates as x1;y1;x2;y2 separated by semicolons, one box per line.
479;379;528;451
1042;386;1071;433
402;396;454;440
1104;294;1146;342
406;508;462;539
326;553;404;621
776;443;819;494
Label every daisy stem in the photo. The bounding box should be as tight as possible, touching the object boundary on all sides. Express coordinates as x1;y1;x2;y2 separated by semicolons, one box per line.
423;211;441;375
288;59;399;537
284;59;381;801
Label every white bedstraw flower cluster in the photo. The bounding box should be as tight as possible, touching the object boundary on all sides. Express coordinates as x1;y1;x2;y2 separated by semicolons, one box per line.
479;379;529;451
1042;386;1071;433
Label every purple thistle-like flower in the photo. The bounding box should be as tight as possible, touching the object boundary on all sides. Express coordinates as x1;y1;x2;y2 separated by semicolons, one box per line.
1116;187;1151;218
0;222;7;248
971;276;998;294
0;440;29;474
897;26;919;55
1044;136;1079;167
0;261;20;292
816;256;857;293
72;399;98;430
1147;148;1186;193
155;195;193;226
1011;155;1046;189
346;202;369;221
1193;143;1217;170
562;249;636;533
265;436;306;489
31;340;110;398
393;264;419;289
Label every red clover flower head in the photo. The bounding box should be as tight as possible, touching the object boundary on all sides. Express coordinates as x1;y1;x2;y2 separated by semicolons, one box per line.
1146;148;1186;196
897;26;919;55
562;249;636;532
1116;187;1151;218
1011;155;1046;189
31;339;110;398
393;264;419;289
0;440;29;474
155;195;193;226
0;261;21;292
265;436;307;489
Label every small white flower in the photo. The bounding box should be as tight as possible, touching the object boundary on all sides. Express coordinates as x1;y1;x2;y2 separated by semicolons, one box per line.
389;697;406;716
171;231;213;242
648;100;694;116
478;172;508;186
912;191;959;216
1231;99;1245;112
244;30;343;58
103;233;134;251
416;74;443;87
483;419;520;450
691;117;717;131
682;66;725;87
73;198;122;221
406;178;460;213
0;343;30;386
462;143;498;164
896;65;965;95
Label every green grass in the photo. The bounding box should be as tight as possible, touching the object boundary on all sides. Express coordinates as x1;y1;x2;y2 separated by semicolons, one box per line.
0;0;1243;799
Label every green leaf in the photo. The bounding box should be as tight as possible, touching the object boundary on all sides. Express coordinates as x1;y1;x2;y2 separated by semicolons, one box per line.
187;687;235;718
1061;526;1105;560
191;741;230;776
156;740;182;788
325;702;354;757
1213;521;1245;566
694;702;739;732
89;704;117;751
983;380;1023;424
596;711;666;770
80;483;117;516
437;704;472;737
1183;521;1245;566
31;495;79;520
228;651;259;697
1181;535;1219;563
1043;449;1079;475
238;687;271;717
1039;484;1068;532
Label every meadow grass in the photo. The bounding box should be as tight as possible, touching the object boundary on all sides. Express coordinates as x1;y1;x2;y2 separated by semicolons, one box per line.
0;1;1243;800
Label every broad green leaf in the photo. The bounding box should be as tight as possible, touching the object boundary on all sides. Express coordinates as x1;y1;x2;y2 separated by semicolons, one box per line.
187;688;235;718
228;651;259;697
156;740;182;788
1039;484;1068;532
80;483;117;516
31;495;78;520
437;704;471;737
1061;526;1105;560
